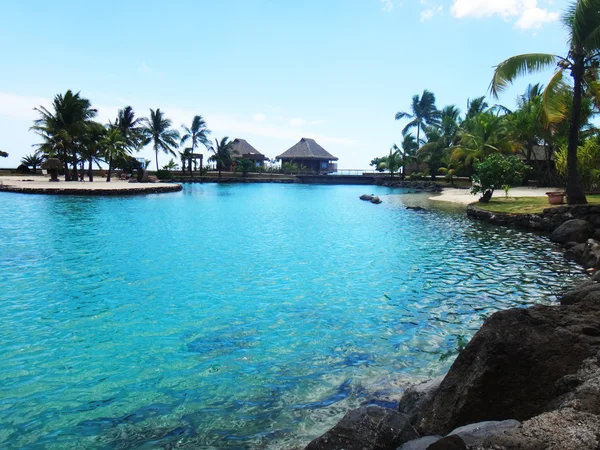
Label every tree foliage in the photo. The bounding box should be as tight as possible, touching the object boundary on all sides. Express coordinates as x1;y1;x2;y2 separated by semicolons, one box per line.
471;154;530;203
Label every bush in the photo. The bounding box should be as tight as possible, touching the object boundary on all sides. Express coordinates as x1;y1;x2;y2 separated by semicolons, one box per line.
156;169;172;180
471;154;530;203
555;138;600;191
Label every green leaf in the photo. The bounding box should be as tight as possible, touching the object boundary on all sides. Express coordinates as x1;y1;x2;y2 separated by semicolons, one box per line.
490;54;559;98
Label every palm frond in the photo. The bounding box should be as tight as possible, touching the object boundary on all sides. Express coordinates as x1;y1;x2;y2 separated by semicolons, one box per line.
542;68;569;123
490;54;559;98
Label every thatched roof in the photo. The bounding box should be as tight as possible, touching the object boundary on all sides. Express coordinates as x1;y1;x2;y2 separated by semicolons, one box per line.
276;138;338;161
41;158;62;169
231;138;267;161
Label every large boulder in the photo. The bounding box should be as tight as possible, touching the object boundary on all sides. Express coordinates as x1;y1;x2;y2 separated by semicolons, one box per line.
550;219;595;244
360;194;374;201
447;419;520;446
398;377;444;425
304;406;418;450
418;295;600;435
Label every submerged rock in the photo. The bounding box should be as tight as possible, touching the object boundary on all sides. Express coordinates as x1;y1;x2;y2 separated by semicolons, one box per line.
406;206;426;212
370;196;382;204
360;194;374;201
304;406;418;450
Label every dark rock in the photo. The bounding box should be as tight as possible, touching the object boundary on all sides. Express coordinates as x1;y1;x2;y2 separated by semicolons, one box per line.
371;196;382;204
15;164;31;174
594;229;600;242
418;299;600;435
361;194;374;201
448;419;520;446
425;435;466;450
398;377;444;426
560;282;600;305
564;241;579;249
305;406;418;450
550;219;595;244
564;243;586;263
406;206;426;212
482;408;600;450
397;436;442;450
582;239;600;269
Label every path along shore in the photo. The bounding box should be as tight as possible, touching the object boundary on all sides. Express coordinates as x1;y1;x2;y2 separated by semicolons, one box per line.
429;186;559;205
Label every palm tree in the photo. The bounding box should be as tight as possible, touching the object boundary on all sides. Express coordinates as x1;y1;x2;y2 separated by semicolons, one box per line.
80;121;106;182
395;90;441;146
378;147;403;178
115;106;143;150
451;112;512;168
489;0;600;204
0;151;7;158
140;108;180;171
30;90;97;181
180;115;211;176
102;128;128;182
401;132;419;178
21;154;45;174
464;96;489;122
417;105;461;180
208;137;233;178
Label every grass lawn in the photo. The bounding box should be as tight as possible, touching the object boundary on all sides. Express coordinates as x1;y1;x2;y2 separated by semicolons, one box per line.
475;194;600;214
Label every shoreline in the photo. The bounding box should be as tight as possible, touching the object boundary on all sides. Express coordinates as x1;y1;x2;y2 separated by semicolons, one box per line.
428;186;560;205
0;176;182;196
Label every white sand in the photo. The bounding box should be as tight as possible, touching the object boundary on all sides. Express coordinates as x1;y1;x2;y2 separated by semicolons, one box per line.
429;187;562;205
0;175;179;191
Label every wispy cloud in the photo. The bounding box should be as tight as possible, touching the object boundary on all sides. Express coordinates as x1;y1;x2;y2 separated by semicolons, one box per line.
420;0;443;22
450;0;559;29
380;0;394;12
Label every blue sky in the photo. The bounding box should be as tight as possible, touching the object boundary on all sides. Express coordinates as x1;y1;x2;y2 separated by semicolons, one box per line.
0;0;572;170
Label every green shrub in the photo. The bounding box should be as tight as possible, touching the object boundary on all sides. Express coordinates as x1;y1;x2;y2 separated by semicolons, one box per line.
156;169;172;180
471;154;530;203
555;138;600;191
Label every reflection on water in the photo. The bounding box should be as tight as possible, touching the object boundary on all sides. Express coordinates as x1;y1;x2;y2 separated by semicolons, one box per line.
0;184;583;449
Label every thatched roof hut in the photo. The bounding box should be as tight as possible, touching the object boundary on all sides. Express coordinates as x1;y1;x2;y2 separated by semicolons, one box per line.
276;138;338;161
230;139;267;162
41;158;62;170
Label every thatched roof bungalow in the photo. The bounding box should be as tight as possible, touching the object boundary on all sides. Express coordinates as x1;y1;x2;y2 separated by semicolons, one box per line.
230;138;268;166
276;138;338;174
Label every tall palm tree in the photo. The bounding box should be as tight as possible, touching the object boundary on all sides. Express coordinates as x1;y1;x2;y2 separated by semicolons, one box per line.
80;121;106;182
21;154;44;174
140;108;180;171
464;96;489;122
115;106;143;150
208;137;233;178
30;90;97;181
489;0;600;204
180;115;211;175
418;105;461;179
102;128;128;182
395;90;441;146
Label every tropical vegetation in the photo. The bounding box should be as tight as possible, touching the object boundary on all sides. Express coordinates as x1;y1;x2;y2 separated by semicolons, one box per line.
471;154;530;203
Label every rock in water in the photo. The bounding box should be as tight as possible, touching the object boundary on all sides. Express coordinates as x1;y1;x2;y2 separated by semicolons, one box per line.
406;206;425;212
304;406;418;450
418;296;600;435
398;377;444;426
550;219;595;244
370;196;382;204
360;194;374;201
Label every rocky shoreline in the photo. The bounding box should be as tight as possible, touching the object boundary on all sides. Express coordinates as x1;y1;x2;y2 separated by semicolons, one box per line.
304;204;600;450
0;182;182;196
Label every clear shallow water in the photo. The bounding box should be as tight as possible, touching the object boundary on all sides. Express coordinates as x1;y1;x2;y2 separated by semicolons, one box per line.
0;184;584;449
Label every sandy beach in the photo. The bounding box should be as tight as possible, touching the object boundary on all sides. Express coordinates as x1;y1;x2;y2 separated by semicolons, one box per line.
429;186;562;205
0;175;182;194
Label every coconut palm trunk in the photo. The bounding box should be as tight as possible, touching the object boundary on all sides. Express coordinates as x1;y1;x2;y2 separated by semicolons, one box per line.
88;156;94;181
566;54;586;204
155;148;160;172
107;157;113;182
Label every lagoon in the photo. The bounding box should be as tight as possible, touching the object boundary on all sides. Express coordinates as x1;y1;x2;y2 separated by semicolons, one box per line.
0;184;584;449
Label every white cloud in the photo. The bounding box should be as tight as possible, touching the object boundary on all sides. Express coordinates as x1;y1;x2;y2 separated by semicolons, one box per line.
380;0;393;12
420;3;443;22
450;0;559;29
515;6;559;29
252;113;266;122
290;118;305;127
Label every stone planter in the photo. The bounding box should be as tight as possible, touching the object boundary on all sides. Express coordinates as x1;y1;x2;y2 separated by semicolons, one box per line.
546;191;565;205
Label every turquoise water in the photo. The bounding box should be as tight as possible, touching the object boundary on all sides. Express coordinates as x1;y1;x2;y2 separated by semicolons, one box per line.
0;184;584;449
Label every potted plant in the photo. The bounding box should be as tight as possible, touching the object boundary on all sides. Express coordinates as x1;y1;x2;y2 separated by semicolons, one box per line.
546;191;566;205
